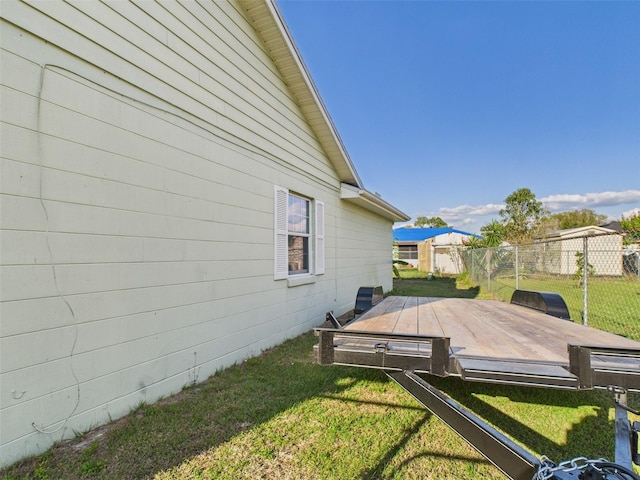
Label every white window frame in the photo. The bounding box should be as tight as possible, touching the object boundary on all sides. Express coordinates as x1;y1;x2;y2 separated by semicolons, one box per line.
274;186;324;280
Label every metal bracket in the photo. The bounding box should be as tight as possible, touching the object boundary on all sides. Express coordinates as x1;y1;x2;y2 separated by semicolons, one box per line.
568;346;640;391
313;328;450;376
326;311;341;329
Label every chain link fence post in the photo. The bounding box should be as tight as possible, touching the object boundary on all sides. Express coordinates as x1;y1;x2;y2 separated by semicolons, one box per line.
515;245;519;291
582;236;588;326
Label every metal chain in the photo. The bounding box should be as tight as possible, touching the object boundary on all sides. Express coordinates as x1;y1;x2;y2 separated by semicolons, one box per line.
533;456;609;480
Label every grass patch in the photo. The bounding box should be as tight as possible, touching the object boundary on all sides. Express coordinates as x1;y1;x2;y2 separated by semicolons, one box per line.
3;335;501;480
3;333;638;479
3;274;638;479
390;269;489;299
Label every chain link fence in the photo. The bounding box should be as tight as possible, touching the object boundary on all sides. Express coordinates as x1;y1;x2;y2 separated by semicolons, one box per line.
460;231;640;341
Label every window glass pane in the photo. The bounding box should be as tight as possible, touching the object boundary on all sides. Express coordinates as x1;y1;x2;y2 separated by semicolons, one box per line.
287;193;311;275
288;195;309;234
288;236;309;274
398;245;418;260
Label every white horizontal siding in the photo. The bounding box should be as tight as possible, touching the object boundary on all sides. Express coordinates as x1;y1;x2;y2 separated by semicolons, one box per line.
334;203;395;303
3;0;337;188
0;2;396;467
0;230;273;266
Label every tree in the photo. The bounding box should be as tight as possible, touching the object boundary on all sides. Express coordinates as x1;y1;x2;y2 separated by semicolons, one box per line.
414;216;449;228
621;212;640;245
573;251;595;285
480;220;505;247
550;209;607;230
463;236;484;249
499;188;547;243
461;221;503;249
537;215;560;236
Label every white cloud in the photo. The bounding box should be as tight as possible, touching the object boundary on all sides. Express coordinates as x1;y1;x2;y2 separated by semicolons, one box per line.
540;190;640;211
410;190;640;231
622;207;640;219
438;203;503;225
439;204;504;216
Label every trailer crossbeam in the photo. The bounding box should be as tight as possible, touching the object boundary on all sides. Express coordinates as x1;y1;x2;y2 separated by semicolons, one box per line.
314;327;450;376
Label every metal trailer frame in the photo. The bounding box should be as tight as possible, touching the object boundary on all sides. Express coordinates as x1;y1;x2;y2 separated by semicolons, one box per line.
314;327;640;480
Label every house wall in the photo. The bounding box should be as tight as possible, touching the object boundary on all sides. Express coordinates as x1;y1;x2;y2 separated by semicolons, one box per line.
0;1;393;466
334;203;395;298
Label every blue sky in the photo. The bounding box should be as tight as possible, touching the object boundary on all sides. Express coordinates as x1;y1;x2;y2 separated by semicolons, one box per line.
277;0;640;233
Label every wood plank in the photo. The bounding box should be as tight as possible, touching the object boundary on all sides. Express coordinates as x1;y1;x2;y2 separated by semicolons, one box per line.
413;297;446;354
416;297;446;336
350;296;407;332
394;296;419;333
437;299;561;361
343;297;436;355
337;296;640;385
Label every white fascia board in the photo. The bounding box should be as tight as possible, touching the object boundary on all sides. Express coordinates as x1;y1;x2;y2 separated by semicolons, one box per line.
340;183;410;223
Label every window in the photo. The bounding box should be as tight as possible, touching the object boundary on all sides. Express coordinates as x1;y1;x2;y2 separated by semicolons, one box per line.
274;186;324;280
398;245;418;260
288;194;310;274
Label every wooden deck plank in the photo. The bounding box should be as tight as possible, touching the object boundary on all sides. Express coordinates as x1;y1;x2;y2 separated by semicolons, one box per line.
394;296;420;334
342;296;640;373
426;298;502;358
436;299;564;362
413;297;446;354
357;295;408;331
416;297;446;336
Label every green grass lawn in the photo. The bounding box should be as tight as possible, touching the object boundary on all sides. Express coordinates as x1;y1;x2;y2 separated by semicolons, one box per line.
390;270;488;299
3;274;638;480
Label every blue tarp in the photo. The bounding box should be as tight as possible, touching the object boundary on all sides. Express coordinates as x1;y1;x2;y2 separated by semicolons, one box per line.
393;227;479;242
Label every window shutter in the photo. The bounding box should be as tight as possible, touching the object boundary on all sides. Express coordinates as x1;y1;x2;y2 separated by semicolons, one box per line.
315;200;325;275
274;186;288;280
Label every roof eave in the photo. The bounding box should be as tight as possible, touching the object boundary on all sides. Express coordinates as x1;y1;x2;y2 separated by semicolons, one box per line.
340;184;410;223
239;0;362;187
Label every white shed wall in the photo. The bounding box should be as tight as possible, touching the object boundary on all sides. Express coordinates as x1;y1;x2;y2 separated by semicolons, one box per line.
548;236;623;276
409;232;470;275
431;232;468;275
0;1;393;466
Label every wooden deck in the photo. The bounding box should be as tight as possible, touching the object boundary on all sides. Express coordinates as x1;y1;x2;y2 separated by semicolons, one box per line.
315;296;640;390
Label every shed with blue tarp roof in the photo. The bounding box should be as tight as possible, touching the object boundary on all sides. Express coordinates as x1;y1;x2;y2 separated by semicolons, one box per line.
393;227;479;274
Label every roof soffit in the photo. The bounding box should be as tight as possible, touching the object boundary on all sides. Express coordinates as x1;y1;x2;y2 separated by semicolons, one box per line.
238;0;361;186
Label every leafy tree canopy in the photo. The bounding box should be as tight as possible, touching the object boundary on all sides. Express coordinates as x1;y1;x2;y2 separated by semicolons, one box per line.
549;209;607;230
621;212;640;244
464;220;504;249
621;212;640;231
499;188;548;242
414;216;449;228
464;189;636;248
480;220;505;247
463;236;484;249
